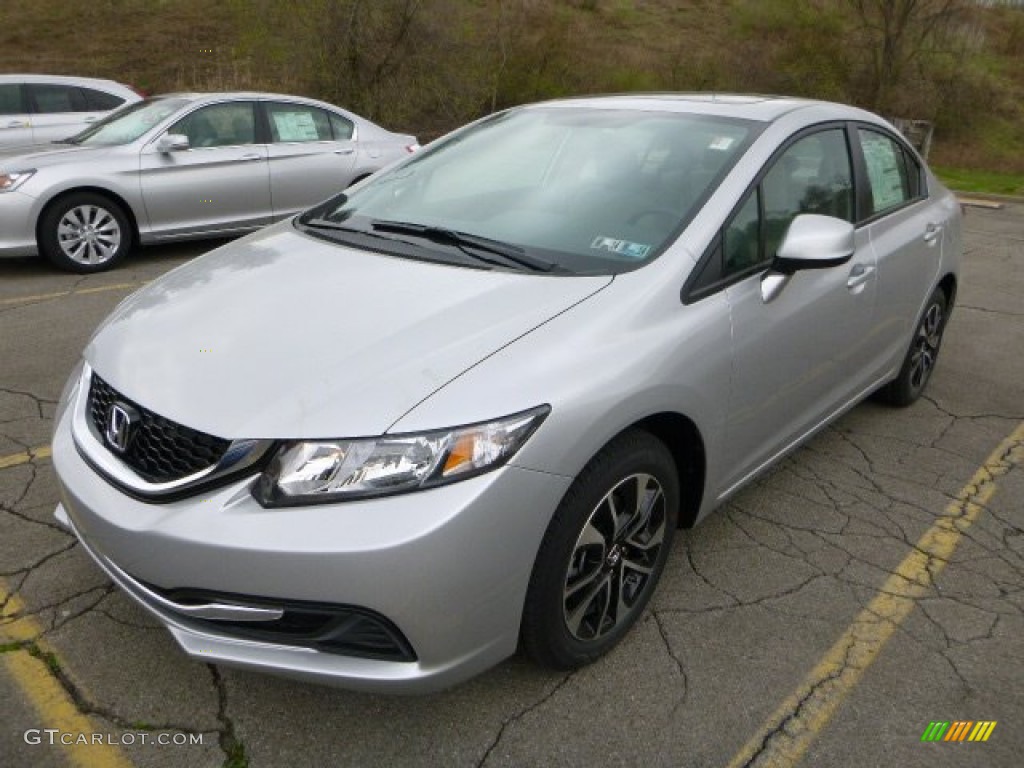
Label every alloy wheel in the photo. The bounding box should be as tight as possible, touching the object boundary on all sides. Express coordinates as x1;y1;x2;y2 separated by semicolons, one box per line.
57;205;122;265
909;301;944;391
562;472;667;641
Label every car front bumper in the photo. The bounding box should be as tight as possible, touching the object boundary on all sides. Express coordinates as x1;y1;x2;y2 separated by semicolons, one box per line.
0;190;39;257
52;404;572;693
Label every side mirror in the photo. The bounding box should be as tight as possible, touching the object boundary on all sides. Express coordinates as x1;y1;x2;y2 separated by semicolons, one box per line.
773;214;854;274
157;133;190;153
761;214;855;303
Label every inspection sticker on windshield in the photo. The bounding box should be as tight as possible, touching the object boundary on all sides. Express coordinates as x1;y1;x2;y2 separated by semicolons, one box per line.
708;136;735;151
591;236;651;259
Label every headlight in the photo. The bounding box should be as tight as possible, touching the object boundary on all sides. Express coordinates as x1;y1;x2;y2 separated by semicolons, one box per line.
252;406;549;506
0;170;36;192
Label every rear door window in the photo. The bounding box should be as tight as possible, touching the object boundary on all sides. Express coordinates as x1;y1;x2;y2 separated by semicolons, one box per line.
264;102;333;142
857;129;918;216
29;84;88;113
329;112;354;140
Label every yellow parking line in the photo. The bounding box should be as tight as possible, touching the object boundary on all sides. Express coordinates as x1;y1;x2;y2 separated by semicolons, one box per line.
0;282;142;307
726;421;1024;768
0;445;52;470
1;584;134;768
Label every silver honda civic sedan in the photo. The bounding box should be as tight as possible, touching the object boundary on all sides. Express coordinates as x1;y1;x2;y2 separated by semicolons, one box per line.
0;92;417;272
52;94;961;693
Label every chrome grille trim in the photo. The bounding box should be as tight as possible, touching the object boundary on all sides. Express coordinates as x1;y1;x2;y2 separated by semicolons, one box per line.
71;362;273;498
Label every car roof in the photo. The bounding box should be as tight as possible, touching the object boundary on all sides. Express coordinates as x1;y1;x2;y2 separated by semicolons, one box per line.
159;91;342;106
530;93;880;125
0;74;135;92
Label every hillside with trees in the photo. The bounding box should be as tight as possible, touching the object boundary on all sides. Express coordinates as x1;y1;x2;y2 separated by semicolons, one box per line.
2;0;1022;179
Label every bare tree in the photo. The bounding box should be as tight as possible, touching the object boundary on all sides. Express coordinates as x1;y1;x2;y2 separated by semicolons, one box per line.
845;0;969;110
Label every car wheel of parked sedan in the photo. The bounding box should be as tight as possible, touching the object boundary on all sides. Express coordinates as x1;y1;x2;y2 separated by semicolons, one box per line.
521;430;679;668
877;287;949;407
39;193;132;273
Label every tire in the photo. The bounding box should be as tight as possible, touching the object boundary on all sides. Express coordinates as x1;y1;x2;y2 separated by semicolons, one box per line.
876;286;949;407
39;192;132;273
521;429;679;669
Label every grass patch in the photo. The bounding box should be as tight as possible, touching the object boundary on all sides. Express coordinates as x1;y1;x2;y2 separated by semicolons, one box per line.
222;739;249;768
933;166;1024;197
0;641;25;653
26;645;62;675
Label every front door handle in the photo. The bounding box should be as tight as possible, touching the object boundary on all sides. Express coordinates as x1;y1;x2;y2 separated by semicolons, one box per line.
923;222;943;244
847;263;875;291
5;120;28;128
334;147;354;155
239;153;262;161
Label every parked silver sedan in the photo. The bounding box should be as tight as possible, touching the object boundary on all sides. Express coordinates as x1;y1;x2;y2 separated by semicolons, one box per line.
53;94;961;692
0;92;418;271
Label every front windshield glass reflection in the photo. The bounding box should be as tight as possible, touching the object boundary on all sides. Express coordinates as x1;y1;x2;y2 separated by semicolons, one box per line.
308;107;760;274
68;98;189;147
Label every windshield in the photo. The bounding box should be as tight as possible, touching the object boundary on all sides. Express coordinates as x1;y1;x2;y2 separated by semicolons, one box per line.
64;97;190;147
300;107;760;274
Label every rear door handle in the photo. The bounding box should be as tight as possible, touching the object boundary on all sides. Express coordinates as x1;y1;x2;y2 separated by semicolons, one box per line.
924;222;943;244
334;147;354;155
847;263;875;291
5;120;28;128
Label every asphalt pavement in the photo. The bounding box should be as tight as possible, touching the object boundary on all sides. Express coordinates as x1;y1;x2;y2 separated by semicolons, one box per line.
1;207;1022;768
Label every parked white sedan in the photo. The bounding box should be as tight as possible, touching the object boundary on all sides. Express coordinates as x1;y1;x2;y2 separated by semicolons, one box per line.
0;92;418;271
0;74;142;147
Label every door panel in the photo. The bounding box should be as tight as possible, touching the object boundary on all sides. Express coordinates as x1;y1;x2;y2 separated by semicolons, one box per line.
266;140;356;218
261;101;357;219
717;127;876;492
139;145;272;237
856;129;942;373
723;233;875;491
138;101;272;237
29;112;102;143
867;202;941;371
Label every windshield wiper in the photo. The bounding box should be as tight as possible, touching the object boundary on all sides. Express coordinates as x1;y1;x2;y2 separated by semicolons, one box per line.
302;217;419;245
298;218;492;270
372;220;556;272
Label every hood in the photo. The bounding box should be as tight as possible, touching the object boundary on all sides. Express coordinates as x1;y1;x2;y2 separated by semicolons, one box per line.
0;143;118;170
86;224;612;439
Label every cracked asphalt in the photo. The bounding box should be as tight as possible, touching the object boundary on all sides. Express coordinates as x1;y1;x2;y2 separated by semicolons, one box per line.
1;206;1022;768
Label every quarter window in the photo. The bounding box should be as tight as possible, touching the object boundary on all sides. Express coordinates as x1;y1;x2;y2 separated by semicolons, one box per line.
858;129;917;216
81;88;126;112
724;188;761;274
170;102;256;148
265;103;332;142
329;112;354;140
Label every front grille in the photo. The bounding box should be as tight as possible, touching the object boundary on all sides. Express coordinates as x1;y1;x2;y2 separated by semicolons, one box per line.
88;374;231;483
146;584;417;661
